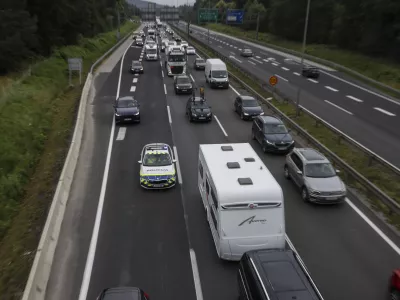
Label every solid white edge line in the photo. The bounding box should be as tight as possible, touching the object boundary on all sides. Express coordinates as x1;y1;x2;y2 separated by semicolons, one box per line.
324;100;353;115
275;74;289;82
78;36;131;300
345;199;400;255
164;83;167;95
190;249;204;300
167;105;172;123
214;115;228;137
116;127;126;141
190;74;195;82
173;146;182;184
374;107;396;116
230;85;240;95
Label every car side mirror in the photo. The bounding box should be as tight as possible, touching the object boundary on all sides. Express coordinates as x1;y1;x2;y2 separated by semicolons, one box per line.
138;160;142;164
296;170;302;175
336;169;340;173
173;159;177;163
208;74;211;78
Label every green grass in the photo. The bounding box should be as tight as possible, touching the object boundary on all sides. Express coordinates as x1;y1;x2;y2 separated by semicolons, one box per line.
175;25;400;229
0;21;138;299
204;23;400;94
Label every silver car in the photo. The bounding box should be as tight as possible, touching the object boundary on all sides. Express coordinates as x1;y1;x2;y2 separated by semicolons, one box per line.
284;148;346;204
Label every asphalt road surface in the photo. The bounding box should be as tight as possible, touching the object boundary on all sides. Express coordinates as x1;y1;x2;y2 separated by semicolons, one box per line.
46;27;400;300
175;22;400;169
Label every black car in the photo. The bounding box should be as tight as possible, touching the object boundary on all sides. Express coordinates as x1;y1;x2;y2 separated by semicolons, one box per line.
186;96;212;122
97;287;150;300
240;48;253;57
114;96;140;124
302;65;320;78
234;95;264;120
130;60;144;74
251;115;295;153
174;75;193;94
193;58;206;70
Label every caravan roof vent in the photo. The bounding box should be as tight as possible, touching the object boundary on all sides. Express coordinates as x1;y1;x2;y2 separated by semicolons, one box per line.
244;157;255;162
227;162;240;169
238;177;253;185
221;145;233;151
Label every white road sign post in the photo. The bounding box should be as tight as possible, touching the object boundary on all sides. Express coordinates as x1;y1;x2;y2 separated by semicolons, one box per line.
68;58;83;86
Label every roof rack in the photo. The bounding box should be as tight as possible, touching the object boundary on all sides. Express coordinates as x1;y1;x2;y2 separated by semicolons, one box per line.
238;177;253;185
244;157;255;162
227;162;240;169
221;145;233;151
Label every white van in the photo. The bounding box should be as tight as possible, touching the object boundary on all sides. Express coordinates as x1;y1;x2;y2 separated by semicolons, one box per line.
198;143;285;261
204;58;229;89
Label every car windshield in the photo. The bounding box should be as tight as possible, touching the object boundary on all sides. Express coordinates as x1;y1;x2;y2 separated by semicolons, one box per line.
147;48;157;54
196;59;205;63
137;39;142;42
168;55;185;62
117;99;137;108
143;152;172;166
177;77;190;84
304;163;336;178
243;49;251;52
264;123;288;134
193;102;209;109
187;47;194;50
132;62;141;67
211;70;227;78
242;99;259;107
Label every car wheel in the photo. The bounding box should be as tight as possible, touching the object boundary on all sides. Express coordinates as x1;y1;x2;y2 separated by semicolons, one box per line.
240;112;244;120
188;113;192;122
262;143;267;153
301;187;310;202
284;165;290;180
251;130;255;140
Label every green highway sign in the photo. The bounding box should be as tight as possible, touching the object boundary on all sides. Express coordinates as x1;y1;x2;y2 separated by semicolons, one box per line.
198;9;218;22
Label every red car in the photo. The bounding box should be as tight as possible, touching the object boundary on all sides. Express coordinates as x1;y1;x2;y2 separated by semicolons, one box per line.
389;269;400;299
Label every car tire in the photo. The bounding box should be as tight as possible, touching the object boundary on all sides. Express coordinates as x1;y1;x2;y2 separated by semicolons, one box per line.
251;130;255;140
284;165;291;180
301;187;310;202
262;143;267;153
240;112;245;120
188;113;193;122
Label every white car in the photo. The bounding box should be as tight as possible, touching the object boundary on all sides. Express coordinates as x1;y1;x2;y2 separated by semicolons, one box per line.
181;41;189;49
138;143;177;189
186;46;196;55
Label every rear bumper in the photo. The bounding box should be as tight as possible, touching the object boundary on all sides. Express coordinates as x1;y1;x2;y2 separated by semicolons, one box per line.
115;115;140;123
309;195;346;204
140;180;176;189
210;81;229;88
176;87;193;94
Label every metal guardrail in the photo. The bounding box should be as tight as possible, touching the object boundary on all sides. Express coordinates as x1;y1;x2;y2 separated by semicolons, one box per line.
186;22;400;99
170;23;400;215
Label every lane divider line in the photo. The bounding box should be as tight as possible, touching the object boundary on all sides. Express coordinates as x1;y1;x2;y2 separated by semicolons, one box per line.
248;61;256;66
255;55;261;59
346;95;363;103
230;85;240;96
130;86;136;92
167;105;172;124
116;127;126;141
275;74;289;82
272;63;279;66
164;83;167;95
250;57;263;64
324;100;353;115
293;72;300;76
325;85;339;92
214;115;228;137
190;249;204;300
281;67;290;71
133;78;138;83
374;107;396;116
161;70;164;77
308;78;318;83
190;74;195;82
173;146;183;184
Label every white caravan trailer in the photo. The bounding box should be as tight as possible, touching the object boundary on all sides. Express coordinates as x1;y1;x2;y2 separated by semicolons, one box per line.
198;143;285;261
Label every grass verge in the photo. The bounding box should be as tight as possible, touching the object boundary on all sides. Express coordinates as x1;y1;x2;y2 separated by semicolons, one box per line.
0;21;138;299
174;25;400;229
203;23;400;97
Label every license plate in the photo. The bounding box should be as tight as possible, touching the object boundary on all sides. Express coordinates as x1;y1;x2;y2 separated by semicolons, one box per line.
199;117;205;119
278;147;287;150
125;118;132;121
219;85;223;87
153;184;163;187
182;89;187;92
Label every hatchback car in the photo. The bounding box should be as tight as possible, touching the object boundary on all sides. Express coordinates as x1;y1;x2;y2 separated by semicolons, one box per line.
130;60;143;74
284;148;346;204
174;75;193;94
193;58;206;70
251;115;294;153
114;96;140;124
302;65;320;78
186;96;212;122
234;95;264;120
240;48;253;57
186;46;196;55
96;287;149;300
138;143;177;189
136;38;143;46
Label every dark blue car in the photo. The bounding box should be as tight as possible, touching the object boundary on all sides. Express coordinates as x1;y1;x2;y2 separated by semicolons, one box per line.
114;96;140;124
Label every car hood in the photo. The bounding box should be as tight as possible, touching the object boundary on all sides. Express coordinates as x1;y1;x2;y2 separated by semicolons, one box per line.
116;107;139;116
264;133;293;143
132;65;142;69
141;165;175;177
242;106;263;114
305;176;344;192
193;108;211;114
177;83;192;88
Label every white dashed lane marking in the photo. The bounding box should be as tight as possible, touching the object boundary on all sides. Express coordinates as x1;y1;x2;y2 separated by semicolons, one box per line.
256;56;261;59
346;95;363;103
248;61;256;65
130;86;136;92
272;63;279;66
293;72;300;76
325;86;339;92
133;78;138;83
281;67;290;71
275;74;289;82
116;127;126;141
374;107;396;116
308;78;318;83
325;100;353;115
250;57;263;64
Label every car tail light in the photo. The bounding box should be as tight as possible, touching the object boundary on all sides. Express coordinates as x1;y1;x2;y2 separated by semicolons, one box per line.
144;292;150;300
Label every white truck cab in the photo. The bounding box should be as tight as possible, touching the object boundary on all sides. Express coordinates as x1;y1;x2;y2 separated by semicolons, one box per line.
198;143;286;261
205;58;229;89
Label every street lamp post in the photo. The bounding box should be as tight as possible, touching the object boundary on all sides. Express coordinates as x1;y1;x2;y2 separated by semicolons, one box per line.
295;0;311;117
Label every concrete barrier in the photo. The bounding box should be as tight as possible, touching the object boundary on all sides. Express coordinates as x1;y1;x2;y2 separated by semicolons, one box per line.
21;26;139;300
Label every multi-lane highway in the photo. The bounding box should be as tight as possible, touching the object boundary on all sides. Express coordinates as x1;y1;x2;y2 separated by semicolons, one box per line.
176;22;400;169
45;26;400;300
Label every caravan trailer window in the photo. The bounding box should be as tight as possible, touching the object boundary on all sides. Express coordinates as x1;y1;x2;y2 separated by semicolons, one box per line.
199;162;204;179
210;207;218;230
210;188;218;208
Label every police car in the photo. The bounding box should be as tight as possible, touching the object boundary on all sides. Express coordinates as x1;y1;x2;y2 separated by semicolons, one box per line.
138;143;177;189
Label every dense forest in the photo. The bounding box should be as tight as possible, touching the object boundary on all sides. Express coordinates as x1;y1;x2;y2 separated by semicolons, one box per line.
0;0;140;74
192;0;400;62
